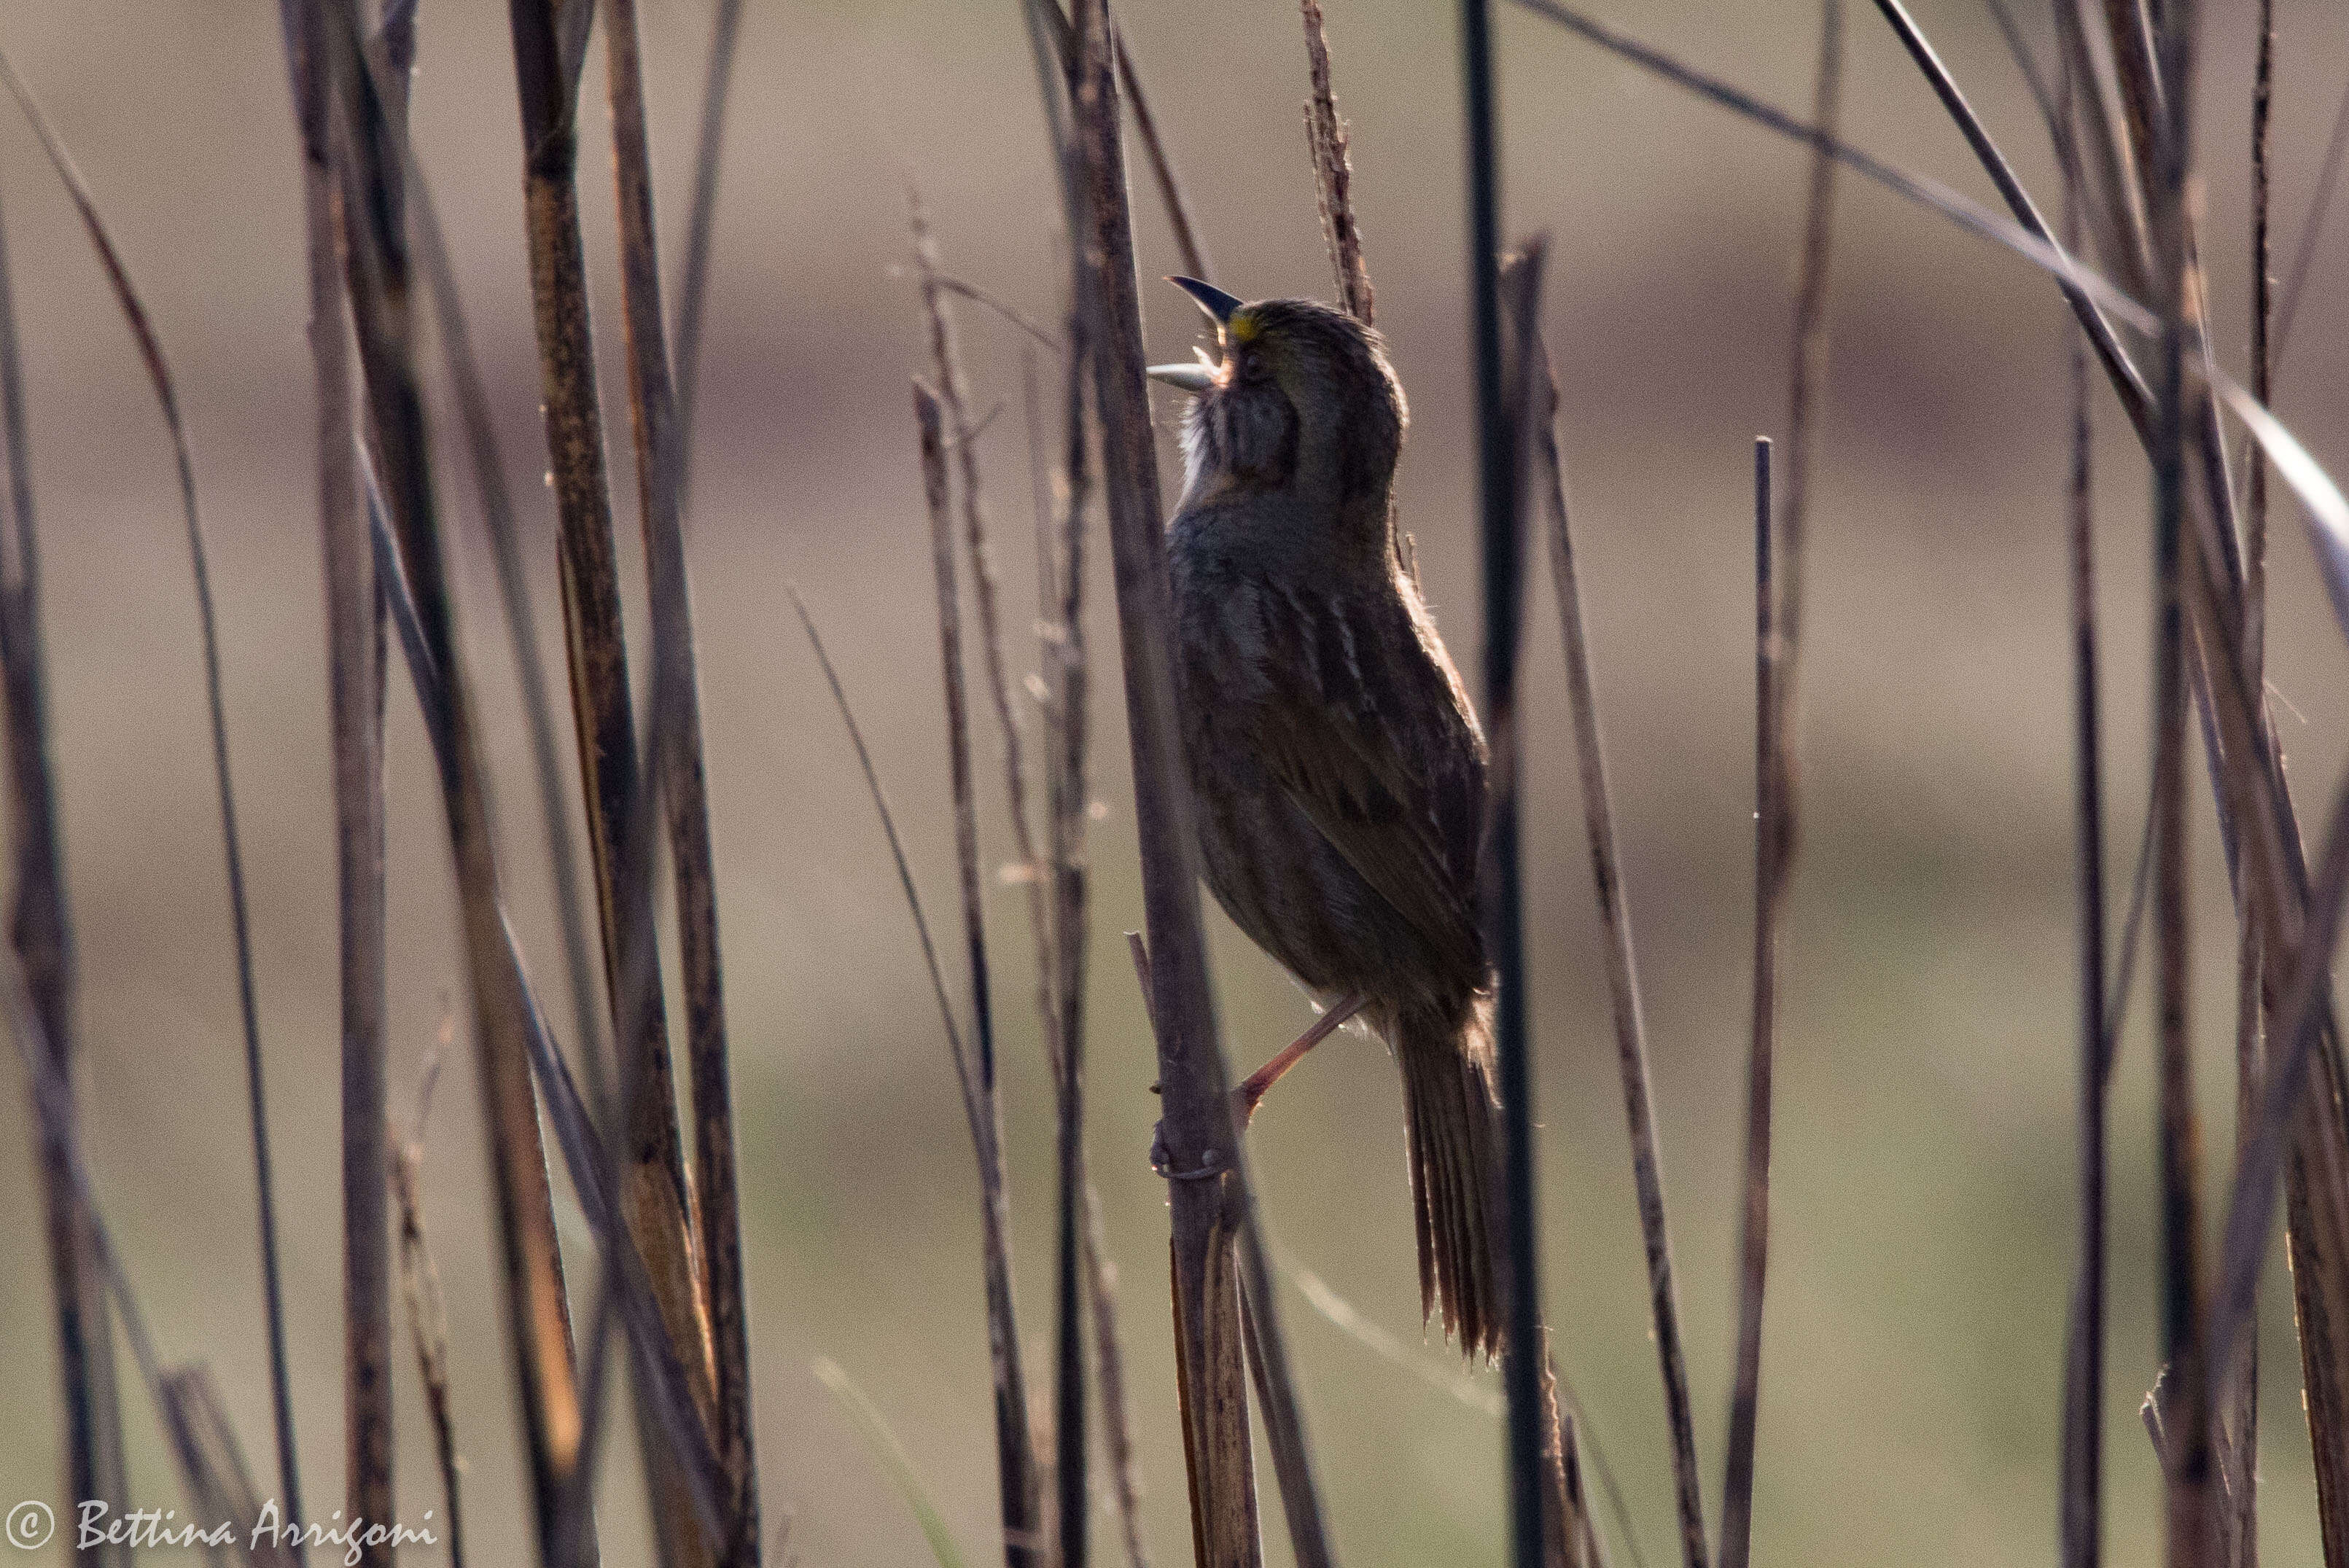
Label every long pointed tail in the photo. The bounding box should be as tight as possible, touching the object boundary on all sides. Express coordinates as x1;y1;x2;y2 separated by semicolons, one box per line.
1392;993;1506;1360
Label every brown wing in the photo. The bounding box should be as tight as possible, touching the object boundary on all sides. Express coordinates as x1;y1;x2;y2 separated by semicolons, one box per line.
1237;577;1489;986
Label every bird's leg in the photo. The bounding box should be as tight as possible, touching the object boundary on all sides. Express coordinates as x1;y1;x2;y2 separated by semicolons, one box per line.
1233;992;1367;1128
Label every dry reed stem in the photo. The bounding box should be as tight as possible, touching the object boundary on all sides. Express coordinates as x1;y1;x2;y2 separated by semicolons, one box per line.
1022;0;1083;226
674;0;746;513
918;381;1046;1568
1723;9;1836;1558
1047;384;1092;1568
603;5;758;1559
938;278;1064;354
324;155;397;1568
804;515;1150;1567
1074;4;1344;1560
1857;1;2148;421
2244;0;2272;684
1048;468;1096;1568
789;581;981;1120
1016;16;1164;1564
365;457;731;1554
2218;9;2277;1564
2153;324;2208;1568
392;1026;467;1568
1114;34;1213;284
1508;0;2343;1482
2164;355;2349;1568
1511;243;1706;1568
2100;0;2162;184
2271;77;2349;363
1300;0;1372;324
1835;9;2349;1556
1722;435;1777;1568
1538;1349;1592;1568
1492;245;1602;1568
1027;351;1056;613
911;199;1058;1064
505;9;722;1560
159;1366;300;1568
1040;278;1153;1568
1026;0;1211;287
899;173;1107;1568
334;13;591;1556
2097;8;2349;1561
1033;30;1158;1565
3;47;314;1555
1084;1188;1150;1568
6;962;293;1567
794;563;1071;1568
507;0;693;1221
2047;5;2153;295
270;11;364;1544
0;159;130;1564
1769;0;1839;840
1507;4;2349;1560
407;158;611;1122
1293;61;1548;1561
2178;477;2349;1568
2056;33;2111;1564
2259;63;2349;1537
1531;0;2349;1345
2150;9;2210;1566
1026;346;1084;1568
792;572;1059;1563
2212;781;2349;1567
297;12;394;1559
1462;15;1542;1565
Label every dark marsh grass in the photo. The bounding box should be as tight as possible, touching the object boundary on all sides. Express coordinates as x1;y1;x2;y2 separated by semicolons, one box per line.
1071;1;1336;1559
0;133;133;1564
1;39;297;1560
7;4;2349;1568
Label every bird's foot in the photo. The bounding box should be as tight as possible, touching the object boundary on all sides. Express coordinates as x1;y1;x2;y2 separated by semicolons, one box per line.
1148;1121;1228;1182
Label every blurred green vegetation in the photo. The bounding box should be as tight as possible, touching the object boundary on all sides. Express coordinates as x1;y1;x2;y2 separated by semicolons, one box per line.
0;1;2345;1565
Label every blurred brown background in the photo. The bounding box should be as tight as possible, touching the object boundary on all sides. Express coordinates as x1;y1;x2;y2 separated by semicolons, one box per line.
1;1;2346;1564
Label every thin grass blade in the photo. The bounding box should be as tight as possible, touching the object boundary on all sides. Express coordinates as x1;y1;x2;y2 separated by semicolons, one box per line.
812;1359;970;1568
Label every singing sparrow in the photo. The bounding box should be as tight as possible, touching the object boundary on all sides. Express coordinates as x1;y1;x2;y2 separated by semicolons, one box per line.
1149;278;1503;1359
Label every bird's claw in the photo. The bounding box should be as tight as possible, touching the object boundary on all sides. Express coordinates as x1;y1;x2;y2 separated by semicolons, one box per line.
1148;1120;1228;1182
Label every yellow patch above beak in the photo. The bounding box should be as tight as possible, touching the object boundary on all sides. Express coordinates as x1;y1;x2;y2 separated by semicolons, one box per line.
1226;308;1260;346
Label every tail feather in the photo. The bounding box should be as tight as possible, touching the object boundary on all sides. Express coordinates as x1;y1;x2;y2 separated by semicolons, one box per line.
1392;994;1505;1360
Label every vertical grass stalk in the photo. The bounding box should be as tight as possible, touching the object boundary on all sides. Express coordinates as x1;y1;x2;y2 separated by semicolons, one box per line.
2147;7;2209;1566
2057;33;2111;1562
1721;436;1777;1568
0;49;301;1559
1301;0;1372;324
407;162;613;1121
2218;9;2277;1564
0;165;131;1567
1460;9;1546;1565
604;5;757;1560
1512;235;1705;1568
332;10;591;1556
916;381;1044;1568
1073;2;1336;1561
674;0;747;512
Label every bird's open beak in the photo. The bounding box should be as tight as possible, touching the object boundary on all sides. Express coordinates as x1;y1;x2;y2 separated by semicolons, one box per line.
1152;276;1242;395
1145;362;1217;394
1168;275;1243;325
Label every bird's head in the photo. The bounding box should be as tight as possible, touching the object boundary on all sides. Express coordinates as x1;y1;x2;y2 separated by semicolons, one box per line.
1148;278;1406;523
